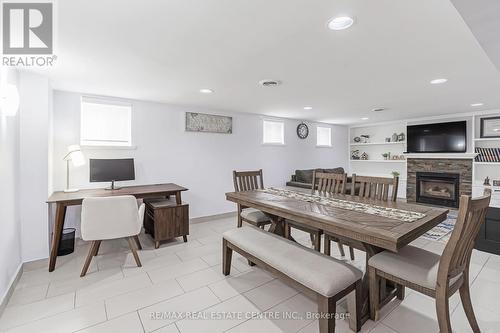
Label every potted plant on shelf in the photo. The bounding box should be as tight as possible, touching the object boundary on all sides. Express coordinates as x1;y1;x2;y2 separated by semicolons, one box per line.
391;171;400;178
382;152;390;160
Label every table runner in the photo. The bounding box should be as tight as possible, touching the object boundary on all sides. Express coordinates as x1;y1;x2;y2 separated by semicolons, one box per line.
260;188;426;223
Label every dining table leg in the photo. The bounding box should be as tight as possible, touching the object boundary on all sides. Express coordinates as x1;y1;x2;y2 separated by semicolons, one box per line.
359;243;398;325
267;216;285;236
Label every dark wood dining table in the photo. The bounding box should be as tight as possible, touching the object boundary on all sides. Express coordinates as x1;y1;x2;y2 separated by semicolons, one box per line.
226;187;449;326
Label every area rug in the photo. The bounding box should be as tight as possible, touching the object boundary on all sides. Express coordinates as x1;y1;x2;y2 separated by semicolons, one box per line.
421;211;457;243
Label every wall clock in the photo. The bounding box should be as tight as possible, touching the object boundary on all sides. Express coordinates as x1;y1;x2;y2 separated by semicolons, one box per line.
297;122;309;139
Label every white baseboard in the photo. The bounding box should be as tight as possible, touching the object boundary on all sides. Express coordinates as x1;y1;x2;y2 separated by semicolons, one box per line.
0;263;23;317
190;211;237;224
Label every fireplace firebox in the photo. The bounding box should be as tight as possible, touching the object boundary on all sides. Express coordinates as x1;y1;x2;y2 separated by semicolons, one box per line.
416;172;460;208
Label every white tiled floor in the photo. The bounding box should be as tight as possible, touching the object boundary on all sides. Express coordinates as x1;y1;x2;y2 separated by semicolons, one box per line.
1;216;500;333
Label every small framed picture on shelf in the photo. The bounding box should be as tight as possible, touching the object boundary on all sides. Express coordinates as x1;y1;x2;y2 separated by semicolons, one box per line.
480;116;500;138
493;180;500;187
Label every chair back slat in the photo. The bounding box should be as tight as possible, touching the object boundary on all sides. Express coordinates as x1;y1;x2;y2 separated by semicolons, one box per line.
233;170;264;192
437;190;491;286
351;174;399;202
312;172;347;195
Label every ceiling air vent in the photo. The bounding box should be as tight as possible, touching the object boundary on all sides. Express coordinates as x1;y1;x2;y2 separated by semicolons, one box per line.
259;79;282;87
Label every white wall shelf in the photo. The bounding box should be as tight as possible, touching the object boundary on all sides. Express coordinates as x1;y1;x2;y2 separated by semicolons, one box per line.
473;138;500;142
403;153;478;159
349;142;406;146
474;162;500;165
350;159;406;163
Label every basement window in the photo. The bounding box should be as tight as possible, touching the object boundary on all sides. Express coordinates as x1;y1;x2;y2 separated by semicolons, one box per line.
263;120;285;145
80;97;132;147
317;126;332;147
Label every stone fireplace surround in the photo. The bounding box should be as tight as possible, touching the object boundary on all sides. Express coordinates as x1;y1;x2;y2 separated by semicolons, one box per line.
407;158;473;207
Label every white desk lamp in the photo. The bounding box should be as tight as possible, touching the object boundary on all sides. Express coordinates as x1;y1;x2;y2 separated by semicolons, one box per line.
63;145;85;192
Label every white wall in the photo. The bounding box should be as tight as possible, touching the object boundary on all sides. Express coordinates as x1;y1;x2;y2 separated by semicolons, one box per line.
18;72;51;262
52;90;348;230
0;68;22;305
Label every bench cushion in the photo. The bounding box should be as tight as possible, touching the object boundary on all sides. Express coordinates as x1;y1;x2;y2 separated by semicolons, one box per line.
368;245;461;290
223;226;362;297
240;208;271;223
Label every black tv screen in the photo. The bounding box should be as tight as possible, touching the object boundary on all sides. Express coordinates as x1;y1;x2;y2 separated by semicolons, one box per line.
407;121;467;153
89;158;135;182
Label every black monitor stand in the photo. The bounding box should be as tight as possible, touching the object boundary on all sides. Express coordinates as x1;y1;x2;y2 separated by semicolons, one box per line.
105;180;122;190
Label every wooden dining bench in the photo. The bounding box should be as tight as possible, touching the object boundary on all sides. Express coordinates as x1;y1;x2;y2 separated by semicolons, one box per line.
222;226;363;333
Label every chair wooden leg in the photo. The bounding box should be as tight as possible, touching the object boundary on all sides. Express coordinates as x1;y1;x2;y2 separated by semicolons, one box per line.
237;205;243;228
368;266;381;321
81;241;98;277
134;235;142;250
222;239;233;276
318;295;336;333
349;246;355;260
93;240;101;256
459;273;480;333
127;237;142;267
284;222;291;240
313;232;321;252
396;284;405;300
309;233;315;246
435;287;452;333
337;241;346;257
347;280;362;332
324;234;331;256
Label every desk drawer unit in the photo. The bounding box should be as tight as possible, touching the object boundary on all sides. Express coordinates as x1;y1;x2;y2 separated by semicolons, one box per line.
144;198;189;248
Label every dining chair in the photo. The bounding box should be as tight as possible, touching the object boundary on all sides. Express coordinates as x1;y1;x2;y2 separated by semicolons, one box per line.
286;172;347;252
233;169;272;229
368;190;491;333
324;174;399;260
80;195;145;277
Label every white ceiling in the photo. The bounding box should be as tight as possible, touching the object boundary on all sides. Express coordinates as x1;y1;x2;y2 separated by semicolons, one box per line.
451;0;500;73
35;0;500;124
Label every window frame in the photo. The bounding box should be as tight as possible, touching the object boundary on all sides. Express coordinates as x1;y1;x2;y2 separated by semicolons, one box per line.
316;125;332;147
80;96;133;148
262;119;285;145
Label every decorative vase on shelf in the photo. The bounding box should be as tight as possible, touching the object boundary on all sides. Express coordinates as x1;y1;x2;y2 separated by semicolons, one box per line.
391;133;398;142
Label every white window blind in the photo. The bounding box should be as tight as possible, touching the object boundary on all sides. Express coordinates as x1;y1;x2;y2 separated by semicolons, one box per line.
80;97;132;146
317;126;332;146
263;120;285;144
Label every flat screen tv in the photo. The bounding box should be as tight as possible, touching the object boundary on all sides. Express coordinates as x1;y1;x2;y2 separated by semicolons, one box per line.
407;121;467;153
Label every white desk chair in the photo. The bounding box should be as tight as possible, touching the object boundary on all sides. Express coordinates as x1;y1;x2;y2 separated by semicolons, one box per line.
80;195;145;277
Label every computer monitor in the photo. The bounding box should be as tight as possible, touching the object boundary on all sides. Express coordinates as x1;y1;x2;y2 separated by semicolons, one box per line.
89;158;135;190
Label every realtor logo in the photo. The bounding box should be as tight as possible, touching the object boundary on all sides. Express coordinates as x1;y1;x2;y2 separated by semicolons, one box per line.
2;2;53;54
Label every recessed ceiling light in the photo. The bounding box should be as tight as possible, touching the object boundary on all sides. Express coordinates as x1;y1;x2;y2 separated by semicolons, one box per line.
361;117;369;120
199;88;214;94
470;103;484;107
372;107;386;112
327;16;355;31
430;78;448;85
303;106;313;110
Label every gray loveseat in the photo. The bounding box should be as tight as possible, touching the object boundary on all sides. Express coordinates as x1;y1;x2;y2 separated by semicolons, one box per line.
286;168;345;189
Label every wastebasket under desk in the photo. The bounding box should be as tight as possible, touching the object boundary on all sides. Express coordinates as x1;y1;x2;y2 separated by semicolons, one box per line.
144;198;189;249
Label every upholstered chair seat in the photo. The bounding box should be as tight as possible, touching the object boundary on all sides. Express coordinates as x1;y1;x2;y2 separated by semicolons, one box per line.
368;245;461;290
240;208;271;224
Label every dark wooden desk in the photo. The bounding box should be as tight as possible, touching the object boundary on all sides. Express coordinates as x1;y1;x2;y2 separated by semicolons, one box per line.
47;183;188;272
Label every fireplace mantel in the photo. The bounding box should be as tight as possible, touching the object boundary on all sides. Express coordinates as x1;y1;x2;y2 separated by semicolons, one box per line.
404;153;478;159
